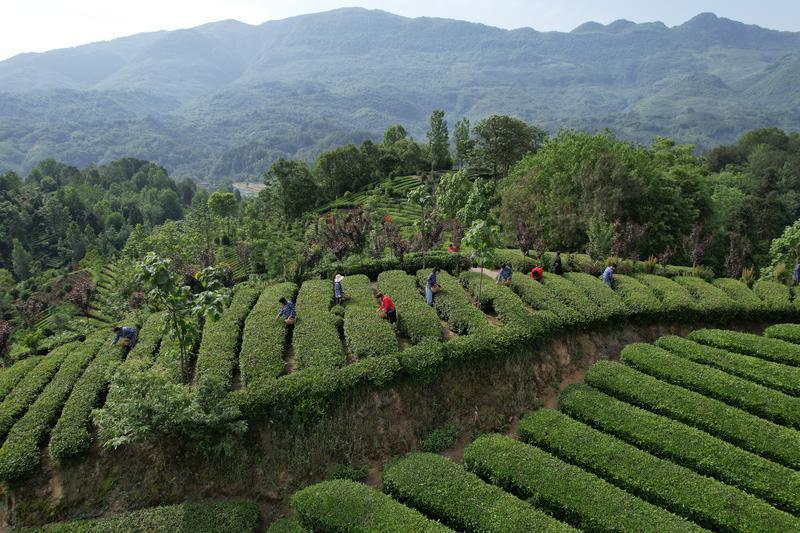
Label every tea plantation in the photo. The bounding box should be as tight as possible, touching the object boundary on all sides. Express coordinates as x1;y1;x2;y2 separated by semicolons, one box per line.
6;250;800;530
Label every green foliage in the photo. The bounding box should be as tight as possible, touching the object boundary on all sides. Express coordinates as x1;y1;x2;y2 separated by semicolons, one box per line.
418;423;459;453
0;356;41;402
519;409;799;532
539;273;605;325
382;452;574;532
622;343;800;429
753;280;794;314
689;328;800;366
635;274;699;315
766;218;800;278
239;283;297;384
377;271;441;343
291;479;450;532
712;278;765;315
94;360;246;455
427;110;452;171
764;323;800;344
559;383;800;515
266;158;319;219
673;276;738;317
657;335;800;396
510;273;582;328
585;361;800;469
267;518;308;533
415;269;489;335
328;463;369;482
460;271;533;329
471;115;546;176
341;275;398;359
293;280;346;370
563;272;628;319
464;433;700;532
462;219;500;305
36;500;260;532
612;274;662;317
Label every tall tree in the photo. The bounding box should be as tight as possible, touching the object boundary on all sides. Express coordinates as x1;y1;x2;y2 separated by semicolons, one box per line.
427;110;452;171
11;239;32;281
265;159;319;219
453;117;473;169
472;115;546;177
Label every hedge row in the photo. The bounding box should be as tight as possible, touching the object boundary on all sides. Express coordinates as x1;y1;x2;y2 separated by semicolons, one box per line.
0;336;102;481
48;340;127;462
293;280;346;370
585;361;800;469
0;356;41;402
559;384;800;514
621;343;800;429
341;275;398;359
754;280;794;314
463;433;701;532
378;271;442;343
36;500;260;532
153;335;185;383
239;283;298;386
562;272;627;320
195;286;261;389
689;329;800;366
674;276;738;318
460;271;535;329
0;343;72;441
291;479;450;532
540;273;605;325
635;274;700;316
519;409;799;532
612;275;662;317
712;278;765;314
416;270;489;335
267;518;307;533
125;312;165;361
765;323;800;344
510;273;582;329
316;250;469;280
656;335;800;396
382;452;574;532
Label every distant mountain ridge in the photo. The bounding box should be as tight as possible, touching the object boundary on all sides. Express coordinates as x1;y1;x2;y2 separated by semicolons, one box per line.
0;8;798;181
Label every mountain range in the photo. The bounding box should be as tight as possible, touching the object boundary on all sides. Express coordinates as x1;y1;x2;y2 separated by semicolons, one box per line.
1;8;799;182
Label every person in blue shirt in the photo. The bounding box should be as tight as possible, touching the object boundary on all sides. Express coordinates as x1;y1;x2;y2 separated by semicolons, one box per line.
794;262;800;286
425;267;441;306
334;274;345;305
497;264;513;285
601;265;616;290
276;297;297;325
112;326;138;348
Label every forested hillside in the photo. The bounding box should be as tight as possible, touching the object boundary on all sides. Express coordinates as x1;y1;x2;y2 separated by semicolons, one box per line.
1;8;799;181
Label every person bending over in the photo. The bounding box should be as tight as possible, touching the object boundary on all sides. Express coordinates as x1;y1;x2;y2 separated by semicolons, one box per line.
276;296;297;325
376;292;397;324
112;325;138;349
425;267;441;306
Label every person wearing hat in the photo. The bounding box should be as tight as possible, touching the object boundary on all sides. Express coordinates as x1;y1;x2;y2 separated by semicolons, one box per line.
334;274;345;305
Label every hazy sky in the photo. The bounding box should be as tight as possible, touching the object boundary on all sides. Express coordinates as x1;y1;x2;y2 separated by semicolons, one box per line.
2;0;798;61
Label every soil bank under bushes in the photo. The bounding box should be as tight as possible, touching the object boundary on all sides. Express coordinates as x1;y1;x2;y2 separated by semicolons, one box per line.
0;319;769;528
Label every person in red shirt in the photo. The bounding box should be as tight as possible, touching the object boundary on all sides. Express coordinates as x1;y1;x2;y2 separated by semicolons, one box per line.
375;292;397;324
447;242;459;252
530;266;543;281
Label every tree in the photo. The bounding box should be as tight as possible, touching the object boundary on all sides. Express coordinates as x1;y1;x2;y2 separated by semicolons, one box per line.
683;223;714;268
189;191;215;267
472;115;546;177
383;124;408;146
313;144;370;200
11;239;32;281
453;118;473;169
765;218;800;279
437;170;472;221
208;192;238;240
462;219;500;306
0;321;11;360
265;159;319;219
427;110;451;171
136;253;229;383
67;276;96;315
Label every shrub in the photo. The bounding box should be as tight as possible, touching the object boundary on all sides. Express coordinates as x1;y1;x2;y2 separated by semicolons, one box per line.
37;500;260;532
562;272;628;319
328;463;369;482
712;278;764;316
0;336;101;480
341;275;398;359
510;273;581;329
240;283;298;385
656;335;800;396
765;323;800;344
621;343;800;429
316;251;469;280
460;271;535;329
418;423;459;453
463;434;700;532
378;271;441;343
519;409;798;532
195;286;261;389
753;280;794;314
382;452;574;532
0;343;73;440
559;384;800;515
126;312;166;362
0;356;41;402
673;276;738;318
294;280;346;370
153;335;186;383
267;518;308;533
689;329;800;366
49;339;127;462
291;479;450;532
540;273;606;324
416;270;489;335
584;361;800;469
612;274;662;317
635;274;700;317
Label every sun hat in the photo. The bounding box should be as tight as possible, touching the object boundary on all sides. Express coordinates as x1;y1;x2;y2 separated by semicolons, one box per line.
334;274;344;283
